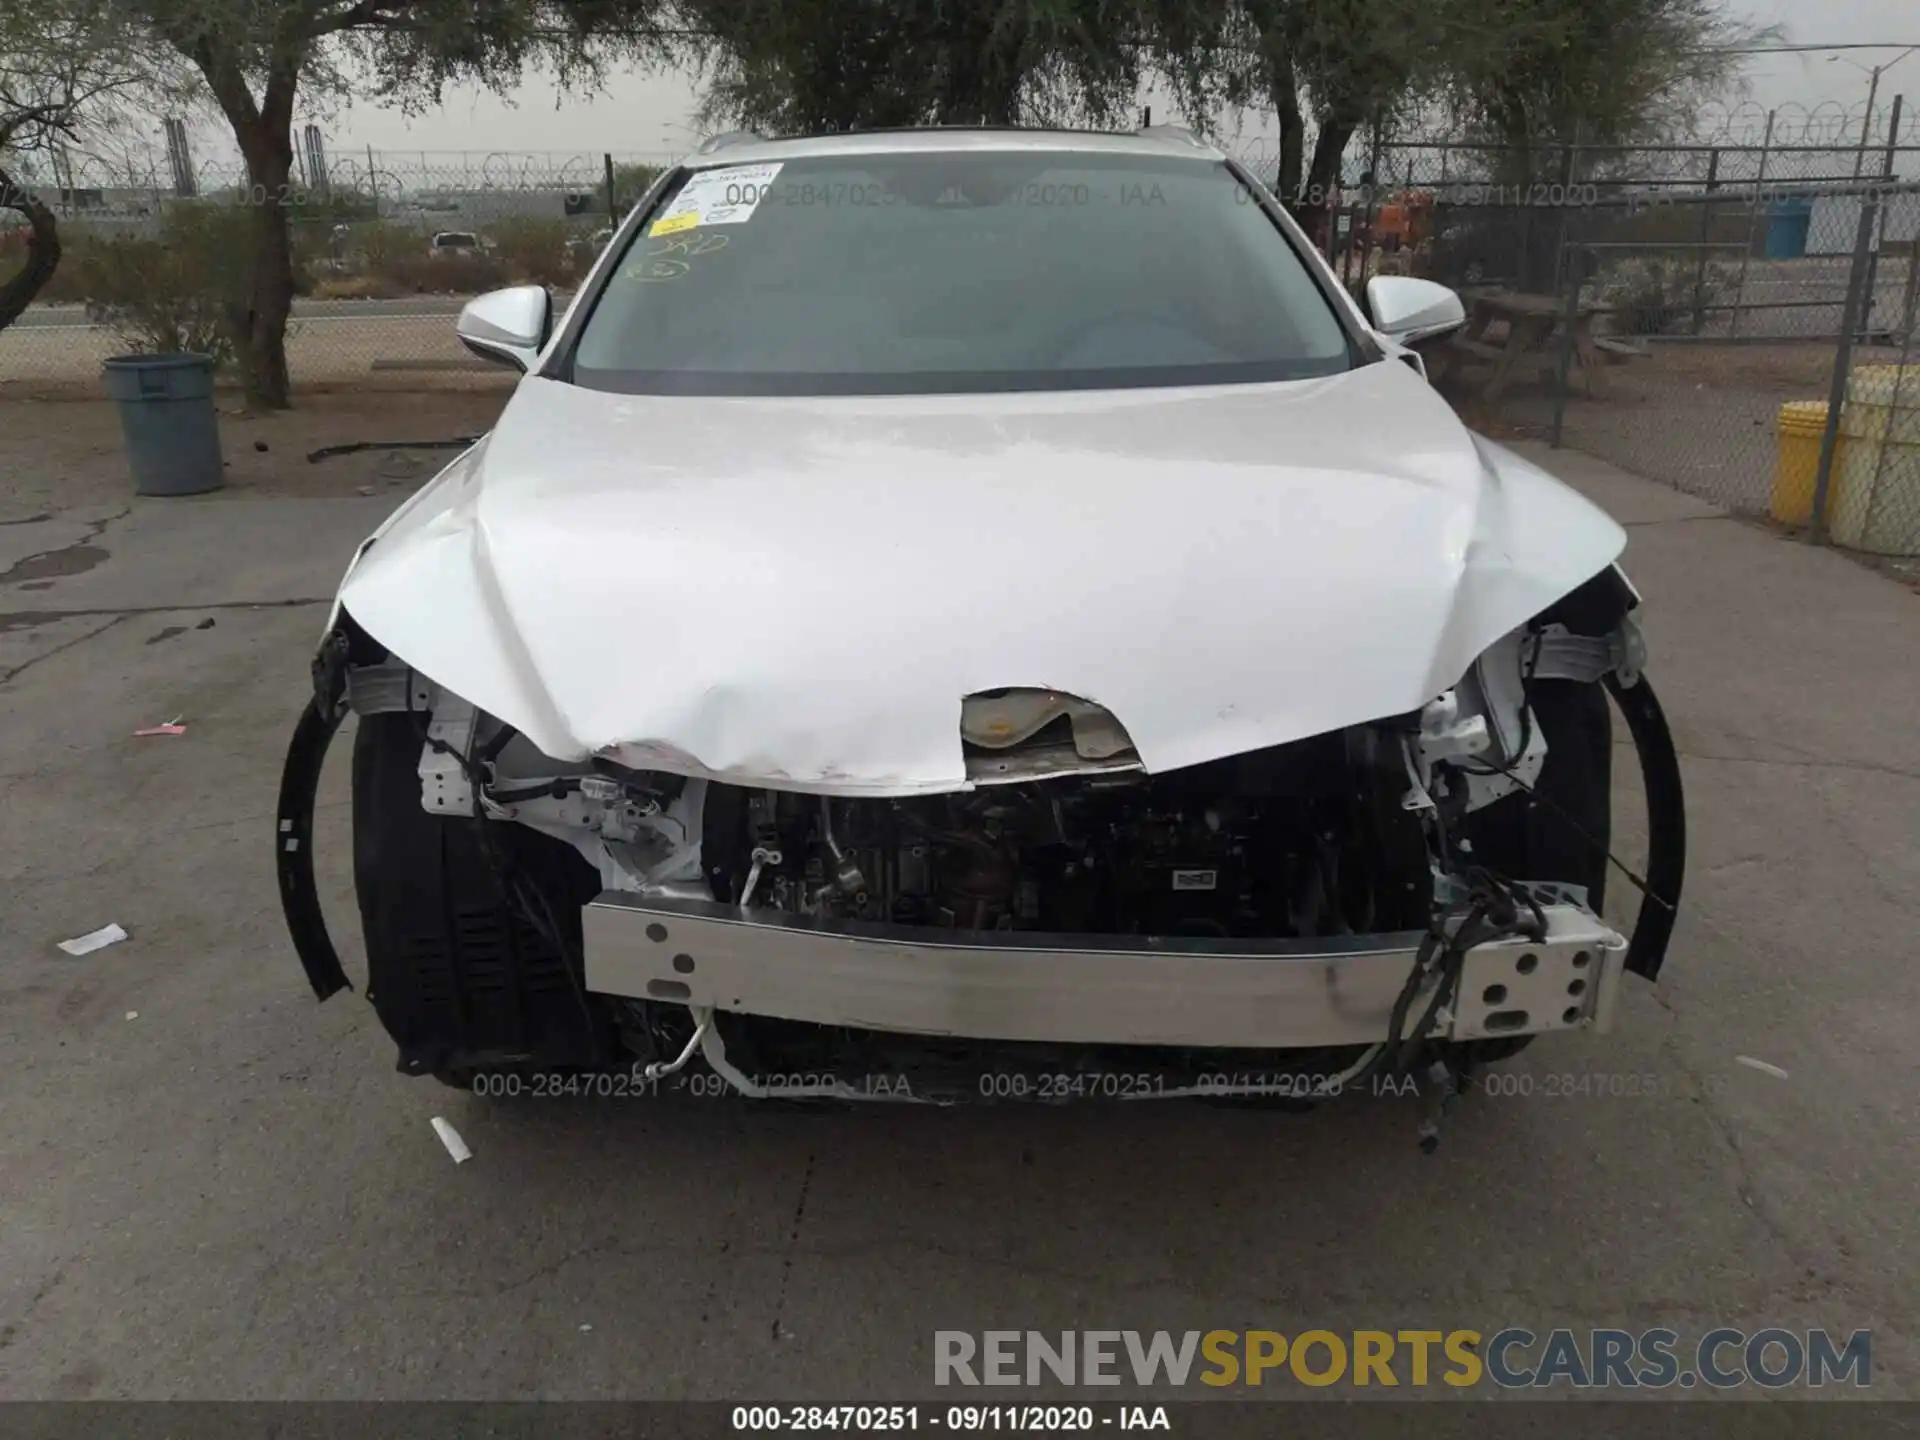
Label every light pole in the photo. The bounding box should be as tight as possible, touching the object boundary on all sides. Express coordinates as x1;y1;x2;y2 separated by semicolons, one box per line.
1832;46;1918;178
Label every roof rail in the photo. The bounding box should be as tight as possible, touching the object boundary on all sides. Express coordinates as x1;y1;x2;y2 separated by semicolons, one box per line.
697;130;764;155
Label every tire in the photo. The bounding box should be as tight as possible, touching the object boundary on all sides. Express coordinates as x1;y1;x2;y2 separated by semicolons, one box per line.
351;712;611;1079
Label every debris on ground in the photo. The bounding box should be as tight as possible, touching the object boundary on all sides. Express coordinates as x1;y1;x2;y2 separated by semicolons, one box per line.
431;1116;472;1164
1735;1055;1790;1080
195;618;215;630
125;1011;138;1021
134;716;186;737
59;923;130;956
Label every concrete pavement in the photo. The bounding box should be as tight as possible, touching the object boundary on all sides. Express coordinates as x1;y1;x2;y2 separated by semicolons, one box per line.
0;440;1916;1400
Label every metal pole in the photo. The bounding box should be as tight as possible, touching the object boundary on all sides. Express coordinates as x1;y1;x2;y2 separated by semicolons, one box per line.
366;144;377;214
604;152;619;225
1859;94;1904;344
1551;130;1579;294
1854;67;1881;180
1551;245;1583;449
1690;147;1722;334
1810;193;1884;544
1856;243;1920;542
1731;110;1775;339
1355;123;1385;291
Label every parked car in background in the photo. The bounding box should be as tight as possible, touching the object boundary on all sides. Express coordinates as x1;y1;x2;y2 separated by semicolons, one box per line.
428;230;483;258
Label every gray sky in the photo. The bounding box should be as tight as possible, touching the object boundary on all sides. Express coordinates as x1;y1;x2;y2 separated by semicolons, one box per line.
268;0;1920;159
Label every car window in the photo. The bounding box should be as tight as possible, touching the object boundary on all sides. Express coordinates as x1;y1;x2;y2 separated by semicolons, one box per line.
567;152;1356;395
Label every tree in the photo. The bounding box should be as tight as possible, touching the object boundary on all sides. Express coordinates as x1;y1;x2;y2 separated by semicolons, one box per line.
1150;0;1444;213
0;0;187;333
681;0;1144;137
1153;0;1753;220
83;0;671;409
1443;0;1765;181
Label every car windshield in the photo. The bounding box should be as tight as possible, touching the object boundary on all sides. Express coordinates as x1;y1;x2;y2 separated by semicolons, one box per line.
566;150;1357;395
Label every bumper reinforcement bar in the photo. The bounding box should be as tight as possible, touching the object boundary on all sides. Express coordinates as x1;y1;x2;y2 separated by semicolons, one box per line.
582;897;1626;1050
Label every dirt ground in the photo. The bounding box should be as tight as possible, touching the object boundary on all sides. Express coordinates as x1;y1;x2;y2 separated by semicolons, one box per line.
1435;340;1919;521
0;385;511;521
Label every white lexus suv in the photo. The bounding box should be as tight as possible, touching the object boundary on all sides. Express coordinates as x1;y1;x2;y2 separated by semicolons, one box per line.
277;126;1685;1109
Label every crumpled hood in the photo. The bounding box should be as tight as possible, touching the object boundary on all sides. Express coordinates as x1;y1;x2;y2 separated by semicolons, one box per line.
336;363;1625;794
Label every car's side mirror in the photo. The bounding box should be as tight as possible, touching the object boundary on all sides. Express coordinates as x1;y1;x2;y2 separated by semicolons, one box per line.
1365;276;1467;346
456;285;552;373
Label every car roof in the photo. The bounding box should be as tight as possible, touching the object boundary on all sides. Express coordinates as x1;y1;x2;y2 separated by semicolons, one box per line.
679;126;1227;170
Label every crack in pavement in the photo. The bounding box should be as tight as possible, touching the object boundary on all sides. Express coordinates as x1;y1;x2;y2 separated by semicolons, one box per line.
770;1151;816;1343
0;597;332;631
1621;514;1734;529
0;1262;68;1353
0;508;130;586
1675;750;1920;785
0;615;125;685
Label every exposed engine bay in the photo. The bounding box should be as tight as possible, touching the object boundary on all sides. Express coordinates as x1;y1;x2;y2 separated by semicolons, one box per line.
440;626;1558;937
697;734;1433;940
279;566;1685;1130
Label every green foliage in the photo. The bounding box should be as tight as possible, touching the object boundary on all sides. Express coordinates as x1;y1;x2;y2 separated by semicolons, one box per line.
1441;0;1772;177
611;161;663;210
681;0;1144;135
1597;254;1736;335
69;0;674;403
488;214;576;285
72;202;255;362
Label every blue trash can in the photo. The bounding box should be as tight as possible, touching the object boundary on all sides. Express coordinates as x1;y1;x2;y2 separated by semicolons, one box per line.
1765;198;1813;261
101;353;224;497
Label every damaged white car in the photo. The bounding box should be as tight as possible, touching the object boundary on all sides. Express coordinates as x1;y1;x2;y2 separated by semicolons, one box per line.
277;127;1685;1115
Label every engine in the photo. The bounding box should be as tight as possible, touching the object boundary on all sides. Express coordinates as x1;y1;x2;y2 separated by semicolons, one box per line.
699;730;1433;940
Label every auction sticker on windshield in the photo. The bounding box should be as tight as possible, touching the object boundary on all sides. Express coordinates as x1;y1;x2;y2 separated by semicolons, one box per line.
650;162;784;235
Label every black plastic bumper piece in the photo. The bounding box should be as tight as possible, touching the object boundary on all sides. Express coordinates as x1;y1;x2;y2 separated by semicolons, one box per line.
1608;672;1686;982
276;695;352;1002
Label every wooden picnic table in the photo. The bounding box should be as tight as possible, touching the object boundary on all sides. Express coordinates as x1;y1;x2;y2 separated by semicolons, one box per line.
1435;290;1610;404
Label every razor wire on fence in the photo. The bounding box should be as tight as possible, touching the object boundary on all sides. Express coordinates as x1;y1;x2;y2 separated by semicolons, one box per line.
5;132;1920;564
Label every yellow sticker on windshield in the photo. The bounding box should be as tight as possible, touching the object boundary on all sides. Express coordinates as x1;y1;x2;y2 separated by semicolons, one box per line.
650;213;700;237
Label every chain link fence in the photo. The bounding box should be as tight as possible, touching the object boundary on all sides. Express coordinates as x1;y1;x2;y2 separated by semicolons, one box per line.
6;122;1920;569
0;150;676;389
1323;113;1920;571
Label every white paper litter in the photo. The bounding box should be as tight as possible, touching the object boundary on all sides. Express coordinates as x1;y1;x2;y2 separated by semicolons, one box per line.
431;1115;472;1164
1735;1055;1790;1080
125;1011;138;1021
579;1323;594;1333
59;923;129;956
